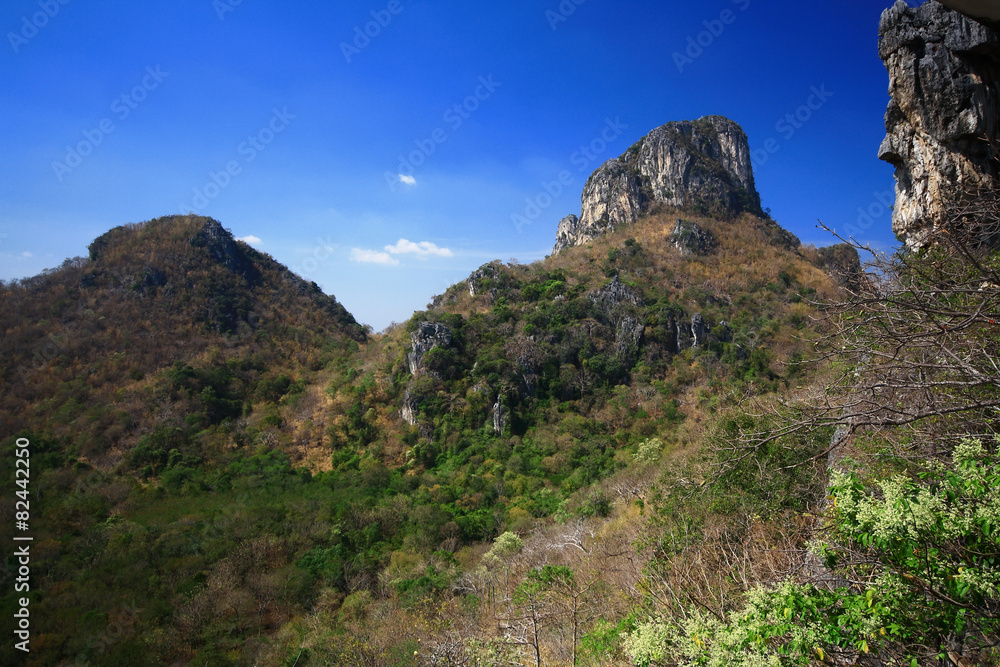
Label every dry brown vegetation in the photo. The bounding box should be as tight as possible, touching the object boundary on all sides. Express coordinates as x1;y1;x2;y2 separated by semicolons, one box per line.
0;209;857;665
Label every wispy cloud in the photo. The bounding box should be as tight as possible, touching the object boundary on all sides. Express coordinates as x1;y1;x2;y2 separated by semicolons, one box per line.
399;174;416;186
21;251;33;258
350;248;399;266
384;238;453;258
237;235;262;246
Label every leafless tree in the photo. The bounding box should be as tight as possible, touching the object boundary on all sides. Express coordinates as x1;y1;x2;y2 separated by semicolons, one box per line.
723;186;1000;469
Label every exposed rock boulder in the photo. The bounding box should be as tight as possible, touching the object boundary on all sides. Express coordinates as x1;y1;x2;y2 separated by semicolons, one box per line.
190;219;259;281
467;261;504;298
615;316;645;357
669;312;713;352
588;276;645;361
589;275;643;312
553;215;582;254
690;313;709;348
407;321;453;375
669;218;717;256
938;0;1000;31
878;0;1000;248
492;397;508;434
554;116;762;252
401;389;419;426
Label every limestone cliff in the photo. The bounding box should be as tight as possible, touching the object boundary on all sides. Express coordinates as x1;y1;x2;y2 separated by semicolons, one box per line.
554;116;762;253
938;0;1000;31
878;0;1000;248
407;321;452;376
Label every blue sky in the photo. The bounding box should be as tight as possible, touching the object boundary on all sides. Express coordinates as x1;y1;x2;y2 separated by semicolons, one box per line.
1;0;912;330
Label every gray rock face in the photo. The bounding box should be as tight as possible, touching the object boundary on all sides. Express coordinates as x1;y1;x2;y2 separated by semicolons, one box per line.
589;275;643;312
615;316;645;357
407;321;453;375
492;397;507;434
553;215;582;255
690;313;709;348
938;0;1000;30
554;116;762;252
401;389;419;426
879;0;1000;248
467;261;503;298
669;218;717;256
669;312;712;352
190;219;258;280
589;276;645;360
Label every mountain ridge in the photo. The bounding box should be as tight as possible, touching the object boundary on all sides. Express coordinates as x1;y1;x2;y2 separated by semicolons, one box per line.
554;115;763;253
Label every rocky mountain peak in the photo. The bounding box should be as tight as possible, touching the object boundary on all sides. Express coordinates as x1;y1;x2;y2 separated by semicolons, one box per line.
554;115;762;253
879;0;1000;248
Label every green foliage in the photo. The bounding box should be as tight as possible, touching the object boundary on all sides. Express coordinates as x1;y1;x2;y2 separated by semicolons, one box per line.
581;614;638;665
394;564;451;606
0;208;838;664
634;437;664;464
707;412;829;518
632;439;1000;665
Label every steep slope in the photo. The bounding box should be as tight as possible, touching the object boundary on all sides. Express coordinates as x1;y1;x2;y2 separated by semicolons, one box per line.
879;0;1000;247
0;170;860;664
0;215;365;466
354;207;846;472
270;203;856;664
554;115;763;252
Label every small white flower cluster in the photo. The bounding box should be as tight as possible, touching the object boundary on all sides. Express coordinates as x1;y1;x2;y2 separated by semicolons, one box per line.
633;437;665;464
831;438;1000;545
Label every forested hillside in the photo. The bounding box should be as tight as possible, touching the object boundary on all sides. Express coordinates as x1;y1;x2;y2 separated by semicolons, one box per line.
0;204;853;665
5;0;1000;666
2;194;998;667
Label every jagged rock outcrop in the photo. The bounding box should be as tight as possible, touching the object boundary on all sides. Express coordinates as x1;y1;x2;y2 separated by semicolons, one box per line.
190;219;259;281
690;313;709;348
669;218;717;256
554;116;762;252
615;316;645;357
589;275;643;312
939;0;1000;31
878;0;1000;248
467;261;503;298
588;276;646;359
492;397;508;434
553;215;582;254
401;389;419;426
407;321;452;375
664;312;716;353
402;322;454;423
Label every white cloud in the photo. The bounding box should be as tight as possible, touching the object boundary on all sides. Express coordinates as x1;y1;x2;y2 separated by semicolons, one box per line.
237;235;263;246
384;238;453;258
350;248;399;266
399;174;416;186
21;251;32;258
